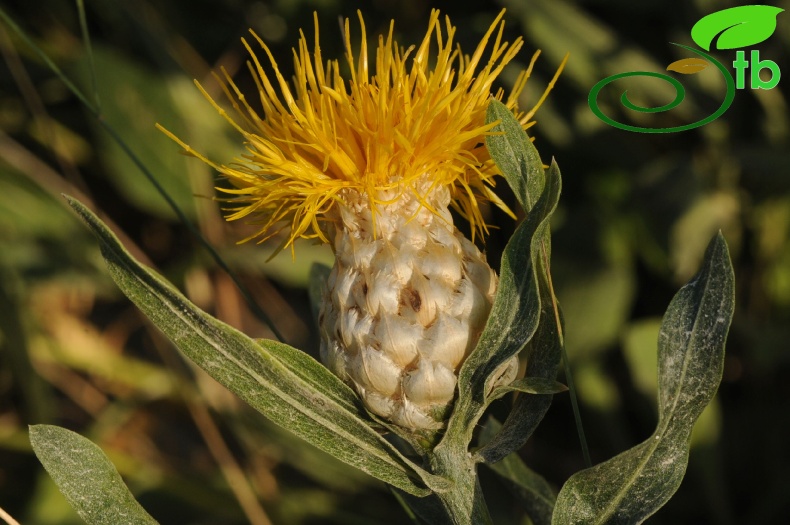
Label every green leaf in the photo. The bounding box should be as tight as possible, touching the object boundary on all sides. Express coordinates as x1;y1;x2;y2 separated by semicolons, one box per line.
558;259;635;360
485;99;545;213
691;5;784;51
430;105;559;522
552;233;735;525
482;374;569;465
444;113;561;448
255;338;379;423
480;418;556;525
29;424;158;525
474;162;564;464
488;377;568;400
64;195;440;496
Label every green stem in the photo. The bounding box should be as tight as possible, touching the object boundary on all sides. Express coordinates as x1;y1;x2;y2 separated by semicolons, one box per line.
430;438;492;525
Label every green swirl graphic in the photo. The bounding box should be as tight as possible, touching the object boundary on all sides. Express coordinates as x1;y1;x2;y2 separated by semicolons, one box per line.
588;44;736;133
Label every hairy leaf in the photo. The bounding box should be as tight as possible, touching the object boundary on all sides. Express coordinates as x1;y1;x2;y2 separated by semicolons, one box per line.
65;195;440;496
474;161;564;464
446;162;560;446
485;99;545;213
475;290;567;463
552;233;734;524
443;100;561;451
30;425;158;525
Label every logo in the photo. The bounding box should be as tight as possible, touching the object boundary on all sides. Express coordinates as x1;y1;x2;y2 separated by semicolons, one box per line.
588;5;784;133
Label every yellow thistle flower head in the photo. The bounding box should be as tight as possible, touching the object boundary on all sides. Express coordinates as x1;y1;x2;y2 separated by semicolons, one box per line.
161;8;561;252
160;9;566;431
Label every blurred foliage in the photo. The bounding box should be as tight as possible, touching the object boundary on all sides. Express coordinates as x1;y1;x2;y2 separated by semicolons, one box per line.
0;0;788;523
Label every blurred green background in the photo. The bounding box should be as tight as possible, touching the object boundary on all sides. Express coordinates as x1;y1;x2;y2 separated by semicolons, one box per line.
1;0;788;523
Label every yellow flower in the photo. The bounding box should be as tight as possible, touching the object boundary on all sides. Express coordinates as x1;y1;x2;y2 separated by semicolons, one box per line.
162;9;564;431
160;8;562;250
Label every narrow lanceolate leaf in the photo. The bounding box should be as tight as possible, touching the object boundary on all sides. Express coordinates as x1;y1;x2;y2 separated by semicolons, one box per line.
485;99;545;213
64;195;438;496
552;233;735;525
256;338;381;428
29;425;158;525
443;124;561;447
480;419;556;525
474;161;564;465
477;302;561;463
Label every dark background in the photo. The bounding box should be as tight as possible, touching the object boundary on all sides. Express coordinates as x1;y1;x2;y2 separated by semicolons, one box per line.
1;0;788;523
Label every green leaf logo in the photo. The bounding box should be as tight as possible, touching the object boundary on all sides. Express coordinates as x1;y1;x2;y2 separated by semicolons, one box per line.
691;5;784;51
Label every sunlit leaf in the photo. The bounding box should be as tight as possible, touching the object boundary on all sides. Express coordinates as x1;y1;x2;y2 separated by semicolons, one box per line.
621;318;663;396
445;102;561;446
552;233;734;525
560;264;635;362
472;270;563;464
30;425;159;525
65;195;442;496
446;100;563;463
691;5;784;51
485;99;545;213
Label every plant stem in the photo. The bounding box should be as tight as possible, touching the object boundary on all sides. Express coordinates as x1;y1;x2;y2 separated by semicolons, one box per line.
430;438;492;525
